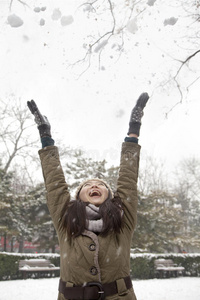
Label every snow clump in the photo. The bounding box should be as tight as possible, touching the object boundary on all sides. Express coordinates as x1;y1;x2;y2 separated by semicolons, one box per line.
83;4;94;12
40;19;45;26
147;0;156;6
52;8;62;20
34;7;41;13
164;17;178;26
34;7;46;13
60;15;74;26
94;40;108;52
126;18;138;34
7;14;23;27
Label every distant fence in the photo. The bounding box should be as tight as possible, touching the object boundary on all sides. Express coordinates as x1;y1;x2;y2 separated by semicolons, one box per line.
0;251;200;280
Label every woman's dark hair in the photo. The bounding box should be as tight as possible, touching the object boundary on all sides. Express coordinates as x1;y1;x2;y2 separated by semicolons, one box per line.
59;192;123;239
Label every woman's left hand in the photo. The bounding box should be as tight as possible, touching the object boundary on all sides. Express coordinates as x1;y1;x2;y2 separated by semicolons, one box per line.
127;92;149;136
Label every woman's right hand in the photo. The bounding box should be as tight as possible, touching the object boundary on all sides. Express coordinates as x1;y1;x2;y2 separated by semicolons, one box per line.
27;100;51;138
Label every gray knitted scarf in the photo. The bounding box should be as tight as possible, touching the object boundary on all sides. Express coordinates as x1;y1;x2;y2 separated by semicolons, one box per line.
85;204;103;233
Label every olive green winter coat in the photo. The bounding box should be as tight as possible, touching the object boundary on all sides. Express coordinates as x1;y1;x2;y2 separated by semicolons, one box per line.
39;141;140;300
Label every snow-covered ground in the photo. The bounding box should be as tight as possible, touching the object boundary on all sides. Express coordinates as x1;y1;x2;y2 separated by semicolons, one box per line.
0;277;200;300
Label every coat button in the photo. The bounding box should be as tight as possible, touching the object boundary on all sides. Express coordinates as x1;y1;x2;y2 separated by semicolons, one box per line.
90;266;98;275
89;244;96;251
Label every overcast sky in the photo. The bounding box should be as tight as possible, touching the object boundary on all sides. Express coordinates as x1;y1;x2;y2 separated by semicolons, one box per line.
1;0;200;175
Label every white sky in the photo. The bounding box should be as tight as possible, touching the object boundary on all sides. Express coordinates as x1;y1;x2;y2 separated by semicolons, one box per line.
0;0;200;175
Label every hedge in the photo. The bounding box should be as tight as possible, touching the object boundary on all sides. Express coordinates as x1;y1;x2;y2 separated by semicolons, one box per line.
0;252;60;280
130;253;200;279
1;251;200;280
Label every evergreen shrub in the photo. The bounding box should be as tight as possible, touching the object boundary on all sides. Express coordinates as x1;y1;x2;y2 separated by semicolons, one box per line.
130;253;200;279
0;252;60;280
1;252;200;280
0;253;19;280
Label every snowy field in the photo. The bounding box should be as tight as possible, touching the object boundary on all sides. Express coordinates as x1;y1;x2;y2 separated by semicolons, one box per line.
0;277;200;300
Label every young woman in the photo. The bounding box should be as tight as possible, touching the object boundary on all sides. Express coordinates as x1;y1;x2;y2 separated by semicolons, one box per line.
27;92;149;300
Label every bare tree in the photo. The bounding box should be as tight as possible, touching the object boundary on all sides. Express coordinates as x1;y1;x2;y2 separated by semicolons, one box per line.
6;0;200;113
138;154;168;196
0;97;38;174
174;157;200;203
172;157;200;251
71;0;145;76
77;1;200;105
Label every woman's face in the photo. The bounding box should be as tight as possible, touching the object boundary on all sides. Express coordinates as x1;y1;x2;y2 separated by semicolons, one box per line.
79;180;109;206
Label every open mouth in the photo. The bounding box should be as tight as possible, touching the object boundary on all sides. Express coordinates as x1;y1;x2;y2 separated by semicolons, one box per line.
89;190;102;197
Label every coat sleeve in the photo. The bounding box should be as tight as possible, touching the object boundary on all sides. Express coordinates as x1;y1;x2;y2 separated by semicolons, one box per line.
38;145;70;232
116;142;141;232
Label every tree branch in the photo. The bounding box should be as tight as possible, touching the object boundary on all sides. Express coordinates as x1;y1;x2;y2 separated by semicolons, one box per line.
71;0;127;75
174;49;200;79
161;49;200;116
9;0;29;10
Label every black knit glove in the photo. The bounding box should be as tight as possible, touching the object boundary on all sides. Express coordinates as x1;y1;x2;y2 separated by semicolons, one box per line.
128;92;149;136
27;100;51;138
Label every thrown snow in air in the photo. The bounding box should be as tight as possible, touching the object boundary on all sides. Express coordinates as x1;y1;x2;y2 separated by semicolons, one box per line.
164;17;178;26
7;14;23;27
126;18;138;34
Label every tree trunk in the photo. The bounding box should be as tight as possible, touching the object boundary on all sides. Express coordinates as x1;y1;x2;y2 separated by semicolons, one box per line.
11;236;15;252
51;244;55;253
3;232;7;252
51;228;56;253
18;235;24;253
